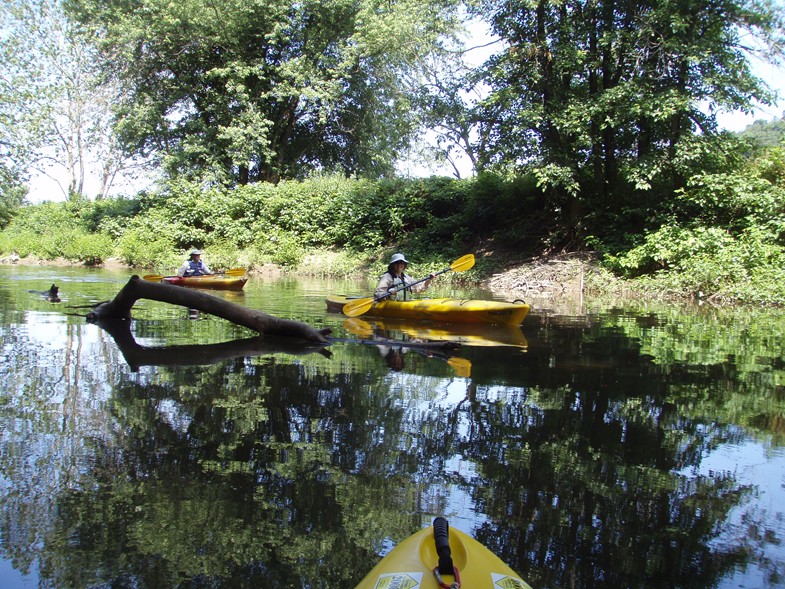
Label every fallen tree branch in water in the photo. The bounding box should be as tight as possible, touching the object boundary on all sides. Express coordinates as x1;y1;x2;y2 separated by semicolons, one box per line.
86;275;331;343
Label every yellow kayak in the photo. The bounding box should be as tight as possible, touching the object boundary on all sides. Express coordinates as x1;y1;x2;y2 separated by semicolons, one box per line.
344;317;528;349
354;517;532;589
327;295;530;326
159;275;247;291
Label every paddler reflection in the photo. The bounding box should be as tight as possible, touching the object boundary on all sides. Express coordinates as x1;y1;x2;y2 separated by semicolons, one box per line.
371;323;407;371
378;344;405;371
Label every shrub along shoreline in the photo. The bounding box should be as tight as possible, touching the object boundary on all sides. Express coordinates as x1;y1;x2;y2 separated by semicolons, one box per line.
2;172;784;306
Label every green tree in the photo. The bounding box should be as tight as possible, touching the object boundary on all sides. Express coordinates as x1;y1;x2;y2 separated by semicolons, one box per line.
737;114;785;147
1;0;142;202
0;0;52;209
65;0;462;185
409;33;494;178
475;0;785;242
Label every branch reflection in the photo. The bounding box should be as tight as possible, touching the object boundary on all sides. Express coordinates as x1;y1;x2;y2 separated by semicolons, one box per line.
92;317;331;370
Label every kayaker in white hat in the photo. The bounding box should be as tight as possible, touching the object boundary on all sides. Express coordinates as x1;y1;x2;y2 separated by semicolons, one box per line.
374;252;433;300
177;249;213;277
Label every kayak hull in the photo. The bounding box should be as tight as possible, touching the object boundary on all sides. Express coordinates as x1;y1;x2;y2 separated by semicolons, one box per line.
161;275;247;291
354;524;532;589
327;295;530;326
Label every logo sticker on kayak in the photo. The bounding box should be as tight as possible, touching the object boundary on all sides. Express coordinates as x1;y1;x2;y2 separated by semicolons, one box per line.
493;573;531;588
372;572;422;589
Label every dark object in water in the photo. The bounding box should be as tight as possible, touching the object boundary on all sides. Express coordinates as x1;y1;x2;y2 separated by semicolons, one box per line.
29;284;61;303
47;284;61;302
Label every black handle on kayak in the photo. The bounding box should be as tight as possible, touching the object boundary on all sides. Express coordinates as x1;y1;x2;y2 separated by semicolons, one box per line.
433;517;454;575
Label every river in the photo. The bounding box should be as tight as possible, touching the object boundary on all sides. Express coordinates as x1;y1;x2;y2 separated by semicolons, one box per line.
1;264;783;589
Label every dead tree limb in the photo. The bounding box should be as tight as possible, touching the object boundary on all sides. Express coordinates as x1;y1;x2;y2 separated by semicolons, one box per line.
86;276;330;343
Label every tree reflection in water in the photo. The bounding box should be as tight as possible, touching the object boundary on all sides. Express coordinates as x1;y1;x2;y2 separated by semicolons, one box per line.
0;280;783;589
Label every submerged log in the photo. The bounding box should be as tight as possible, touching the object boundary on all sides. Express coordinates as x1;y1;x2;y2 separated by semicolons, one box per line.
86;276;330;343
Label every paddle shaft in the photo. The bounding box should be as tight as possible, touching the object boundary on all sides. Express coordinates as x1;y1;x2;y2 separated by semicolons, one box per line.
339;271;439;318
377;253;475;301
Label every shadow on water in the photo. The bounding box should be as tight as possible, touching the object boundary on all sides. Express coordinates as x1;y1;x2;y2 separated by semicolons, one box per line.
0;265;784;589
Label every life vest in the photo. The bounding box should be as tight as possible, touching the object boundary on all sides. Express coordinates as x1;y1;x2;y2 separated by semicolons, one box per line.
183;260;207;276
385;271;409;300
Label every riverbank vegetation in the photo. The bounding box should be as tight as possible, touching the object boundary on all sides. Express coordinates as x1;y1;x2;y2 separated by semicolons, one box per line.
2;141;785;305
2;0;785;304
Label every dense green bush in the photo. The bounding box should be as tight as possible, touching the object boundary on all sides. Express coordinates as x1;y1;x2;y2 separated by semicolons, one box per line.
600;146;785;302
89;197;144;236
622;225;785;303
0;229;38;257
8;201;86;234
115;227;178;269
62;232;115;265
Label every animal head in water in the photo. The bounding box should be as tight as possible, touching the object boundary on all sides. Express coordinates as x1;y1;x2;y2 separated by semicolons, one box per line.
47;284;61;303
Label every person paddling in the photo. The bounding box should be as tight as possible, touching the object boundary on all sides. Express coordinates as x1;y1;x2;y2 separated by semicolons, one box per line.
374;253;433;300
177;249;212;277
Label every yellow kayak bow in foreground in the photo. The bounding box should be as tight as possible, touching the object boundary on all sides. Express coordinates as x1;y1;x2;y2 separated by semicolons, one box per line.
354;517;533;589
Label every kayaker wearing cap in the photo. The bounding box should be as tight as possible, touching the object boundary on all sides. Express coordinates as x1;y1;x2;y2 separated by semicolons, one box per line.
374;253;433;300
177;249;212;277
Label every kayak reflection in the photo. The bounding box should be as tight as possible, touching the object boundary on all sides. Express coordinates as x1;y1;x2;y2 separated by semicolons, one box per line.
343;316;528;350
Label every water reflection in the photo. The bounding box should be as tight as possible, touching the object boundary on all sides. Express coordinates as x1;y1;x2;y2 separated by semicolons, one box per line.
0;265;784;589
92;317;331;370
342;316;529;350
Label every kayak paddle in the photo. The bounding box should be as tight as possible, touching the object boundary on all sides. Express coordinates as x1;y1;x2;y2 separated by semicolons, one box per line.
411;347;472;377
342;254;475;318
142;267;247;281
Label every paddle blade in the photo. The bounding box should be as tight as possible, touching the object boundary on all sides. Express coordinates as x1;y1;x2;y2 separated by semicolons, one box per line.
143;274;164;282
343;318;375;338
223;268;247;276
342;297;374;318
447;357;472;377
449;254;475;273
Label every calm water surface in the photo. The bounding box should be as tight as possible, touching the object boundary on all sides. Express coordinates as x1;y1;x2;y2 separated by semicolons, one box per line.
1;265;784;589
